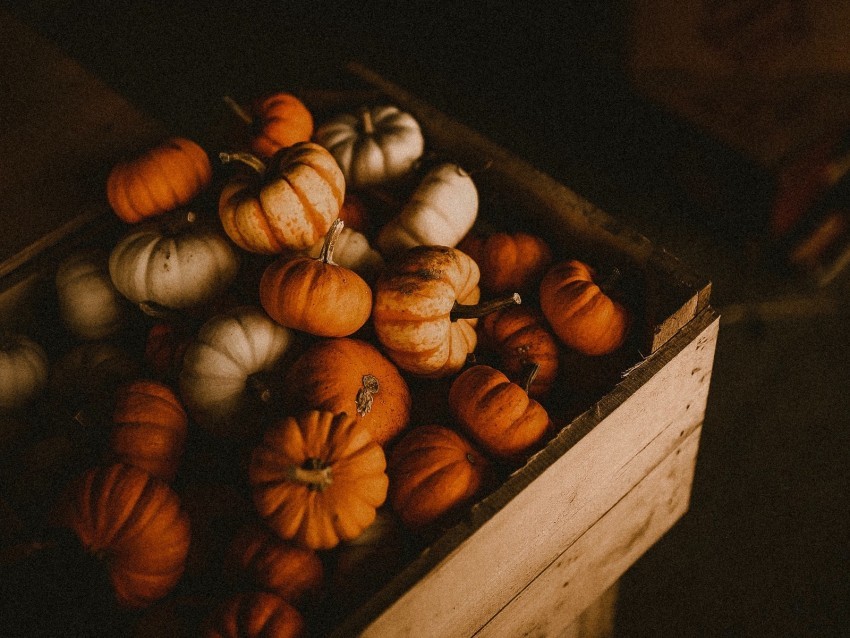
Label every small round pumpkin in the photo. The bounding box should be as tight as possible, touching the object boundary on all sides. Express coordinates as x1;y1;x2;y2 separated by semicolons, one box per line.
448;364;551;460
539;259;630;356
203;591;305;638
249;410;388;550
179;306;294;438
458;230;553;295
388;424;490;529
55;248;126;340
0;332;48;412
108;212;240;316
223;522;323;603
375;163;478;256
109;380;188;482
314;104;424;188
259;219;372;337
282;337;411;446
58;462;191;609
372;245;519;378
106;137;212;224
249;92;314;158
218;142;345;254
478;304;559;398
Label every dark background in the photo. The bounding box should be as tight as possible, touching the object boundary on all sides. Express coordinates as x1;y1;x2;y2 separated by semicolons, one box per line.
3;2;849;636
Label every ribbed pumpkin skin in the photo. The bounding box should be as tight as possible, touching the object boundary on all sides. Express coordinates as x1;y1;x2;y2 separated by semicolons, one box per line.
250;92;314;158
388;424;489;529
249;410;388;550
372;246;480;378
106;137;211;224
448;365;551;459
479;305;559;398
59;462;191;609
110;380;188;482
218;142;345;254
458;231;553;295
282;338;411;446
0;332;48;411
539;260;630;356
55;248;125;340
203;591;305;638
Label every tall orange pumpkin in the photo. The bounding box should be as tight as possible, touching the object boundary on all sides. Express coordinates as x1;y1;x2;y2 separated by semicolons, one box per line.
249;92;314;158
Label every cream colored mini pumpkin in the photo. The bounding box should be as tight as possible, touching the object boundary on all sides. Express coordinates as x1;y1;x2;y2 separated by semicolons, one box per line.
0;332;48;411
108;213;239;316
56;248;126;340
179;305;294;438
307;224;384;282
375;162;478;256
314;104;424;188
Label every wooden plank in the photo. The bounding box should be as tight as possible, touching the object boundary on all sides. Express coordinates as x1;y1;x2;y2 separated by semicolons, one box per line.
475;426;701;637
559;582;619;638
331;309;719;637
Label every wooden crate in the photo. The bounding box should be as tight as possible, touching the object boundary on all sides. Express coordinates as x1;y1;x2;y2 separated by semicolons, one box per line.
0;12;718;638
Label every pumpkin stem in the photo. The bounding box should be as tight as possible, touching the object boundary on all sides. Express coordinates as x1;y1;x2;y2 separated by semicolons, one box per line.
450;292;521;321
318;218;345;265
355;373;380;416
288;458;333;491
359;107;375;135
223;95;254;125
248;374;273;404
219;151;267;174
519;361;541;395
597;265;622;296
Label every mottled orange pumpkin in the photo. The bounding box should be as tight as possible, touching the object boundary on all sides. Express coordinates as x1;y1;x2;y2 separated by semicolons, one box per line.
203;591;305;638
448;364;551;459
539;259;630;356
249;92;314;158
106;137;212;224
458;230;553;295
249;410;388;550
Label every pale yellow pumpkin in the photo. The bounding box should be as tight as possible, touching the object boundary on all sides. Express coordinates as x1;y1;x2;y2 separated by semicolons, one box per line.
0;332;48;411
55;248;126;340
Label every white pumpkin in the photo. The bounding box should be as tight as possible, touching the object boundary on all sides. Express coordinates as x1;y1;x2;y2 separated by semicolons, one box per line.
314;104;424;188
108;213;239;316
307;224;384;282
179;305;294;438
0;332;48;411
55;248;126;340
375;163;478;256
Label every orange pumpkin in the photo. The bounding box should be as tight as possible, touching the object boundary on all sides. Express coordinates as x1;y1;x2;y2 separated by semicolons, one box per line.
144;322;193;382
218;142;345;254
448;364;551;459
203;591;305;638
478;304;559;398
388;424;490;528
338;192;370;234
458;230;553;295
223;522;323;603
249;92;313;158
249;410;388;550
259;219;372;337
539;259;630;356
58;462;191;608
282;337;411;446
106;137;212;224
372;245;520;378
109;380;188;482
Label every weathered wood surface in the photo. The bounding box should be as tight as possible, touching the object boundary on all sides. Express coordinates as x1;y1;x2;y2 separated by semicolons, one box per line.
332;308;719;637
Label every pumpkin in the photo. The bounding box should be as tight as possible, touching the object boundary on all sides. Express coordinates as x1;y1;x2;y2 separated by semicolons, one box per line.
106;137;212;224
313;104;424;188
248;92;314;158
478;304;559;398
259;219;372;337
306;223;384;282
372;245;520;377
338;191;370;234
375;163;478;256
388;424;490;529
179;306;294;438
0;332;48;411
144;322;193;381
218;142;345;254
457;230;553;295
108;212;239;316
282;337;411;446
249;410;388;550
539;259;630;356
223;522;323;603
109;380;188;482
448;364;551;459
203;591;305;638
58;462;191;608
55;248;126;340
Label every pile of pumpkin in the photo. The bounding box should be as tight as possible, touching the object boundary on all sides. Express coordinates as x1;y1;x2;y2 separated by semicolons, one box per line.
0;90;633;636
